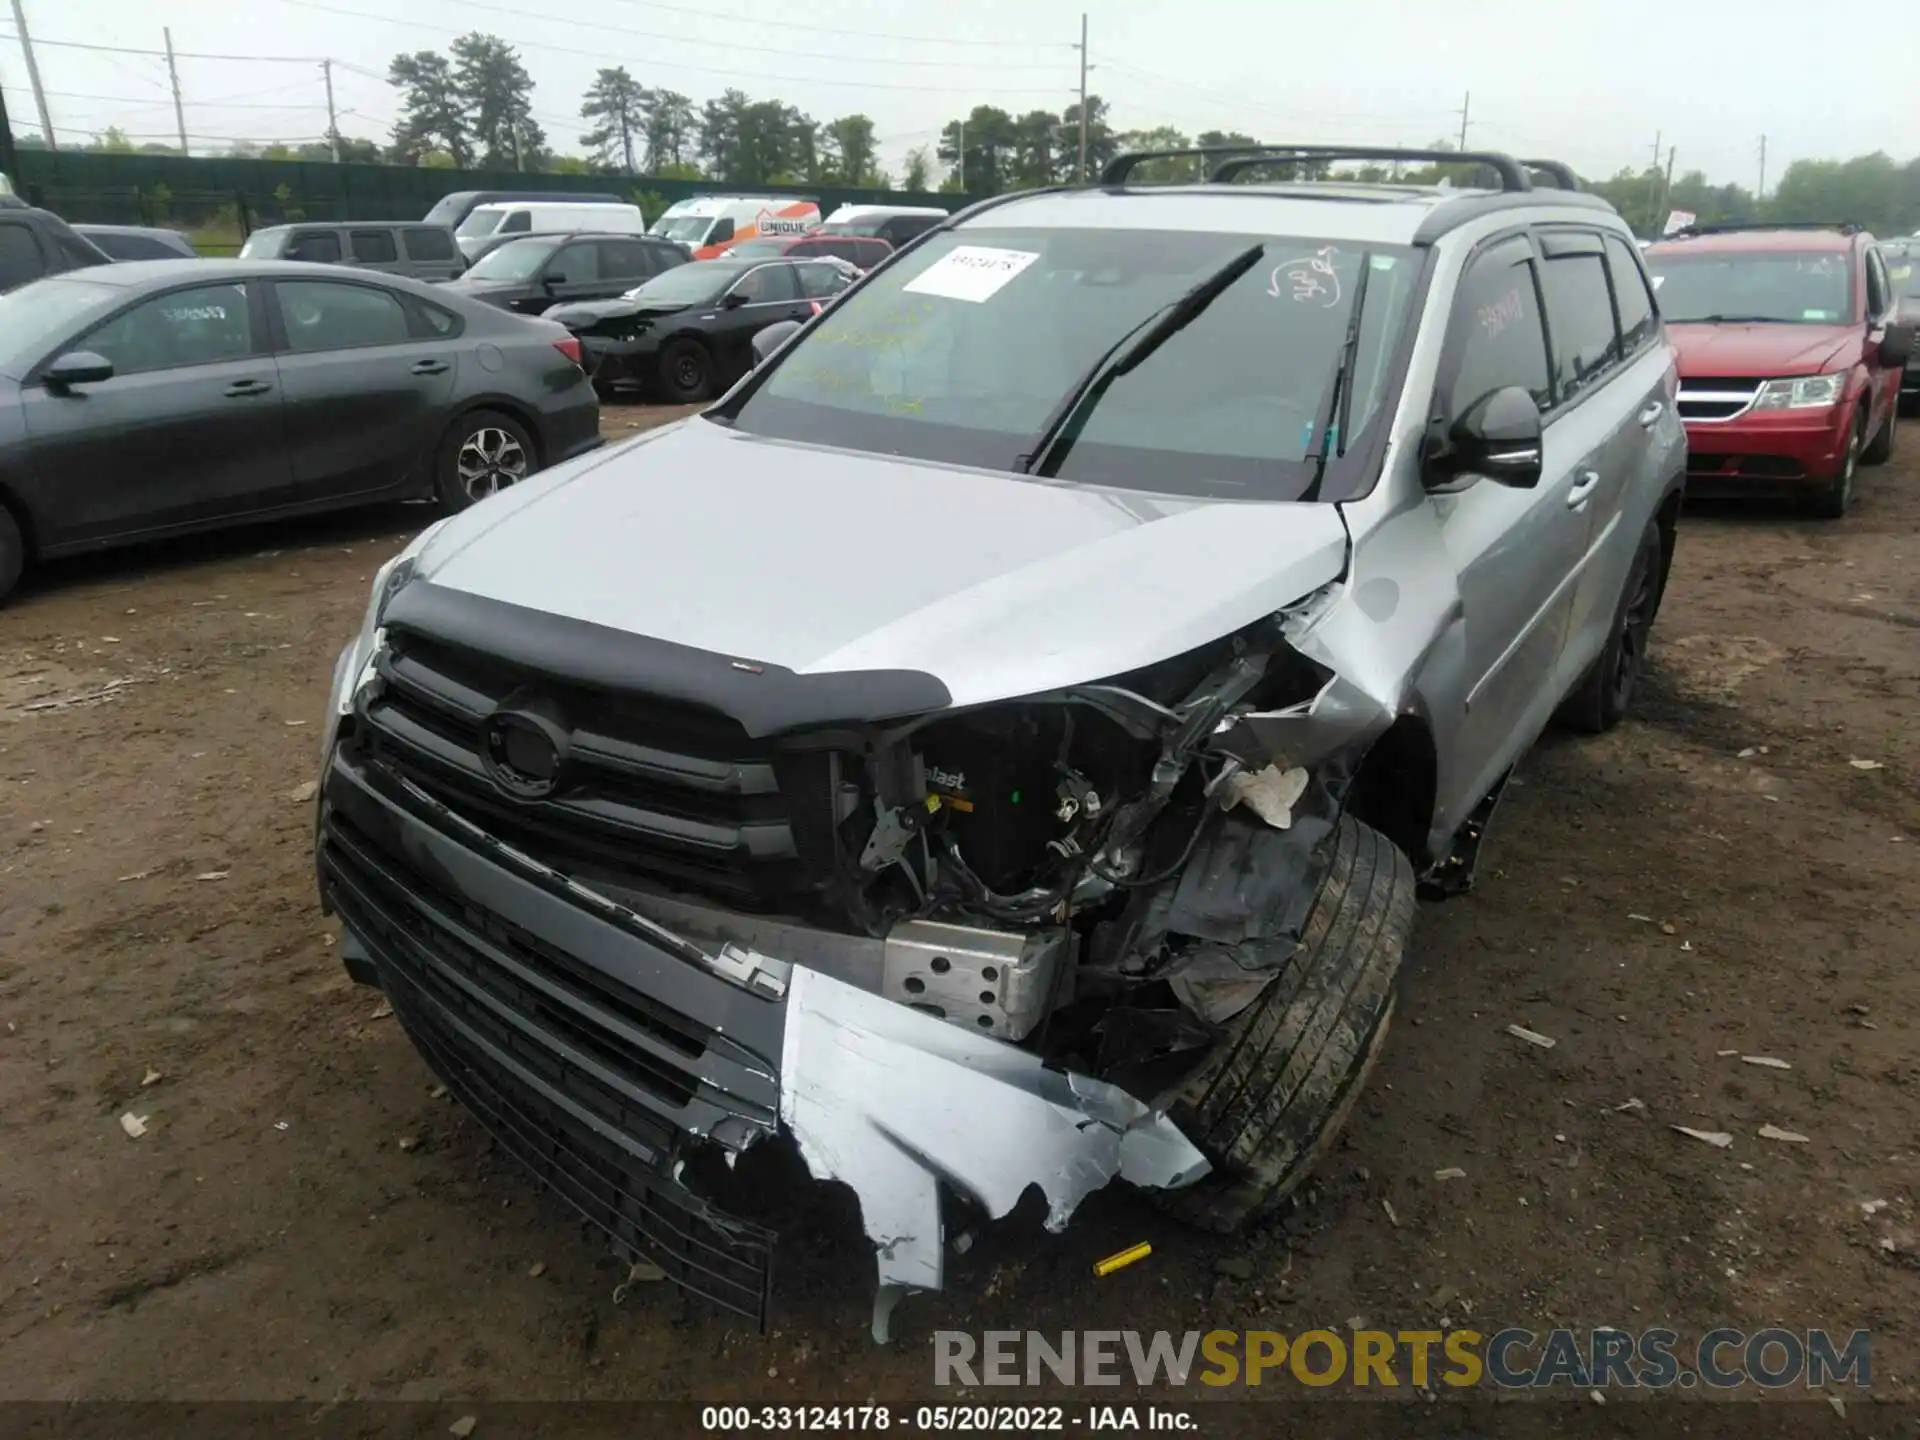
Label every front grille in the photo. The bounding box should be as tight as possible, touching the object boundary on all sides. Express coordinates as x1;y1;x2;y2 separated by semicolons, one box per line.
317;789;779;1324
361;631;838;911
1678;377;1766;423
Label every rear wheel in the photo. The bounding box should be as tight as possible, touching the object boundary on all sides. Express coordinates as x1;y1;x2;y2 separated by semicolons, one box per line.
1151;816;1415;1234
1806;409;1864;519
0;507;23;605
658;339;714;404
1558;519;1663;734
435;410;535;513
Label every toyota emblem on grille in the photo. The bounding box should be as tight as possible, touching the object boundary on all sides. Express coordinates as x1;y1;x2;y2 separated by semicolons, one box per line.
479;704;571;800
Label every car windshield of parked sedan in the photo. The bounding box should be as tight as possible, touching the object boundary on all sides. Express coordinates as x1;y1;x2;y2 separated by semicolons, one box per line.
729;227;1419;499
1647;251;1853;324
623;260;752;304
0;276;123;377
461;237;557;283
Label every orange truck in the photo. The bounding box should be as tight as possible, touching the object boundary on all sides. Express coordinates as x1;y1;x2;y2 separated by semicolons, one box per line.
647;195;822;261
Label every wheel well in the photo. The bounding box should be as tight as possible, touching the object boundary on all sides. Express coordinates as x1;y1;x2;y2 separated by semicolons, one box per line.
452;399;544;467
1343;715;1439;868
0;479;37;559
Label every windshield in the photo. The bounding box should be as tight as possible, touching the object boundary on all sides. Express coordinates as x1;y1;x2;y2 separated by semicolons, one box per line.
731;228;1418;499
456;210;506;239
0;277;122;376
625;261;747;303
652;215;713;244
461;237;556;282
1646;250;1853;324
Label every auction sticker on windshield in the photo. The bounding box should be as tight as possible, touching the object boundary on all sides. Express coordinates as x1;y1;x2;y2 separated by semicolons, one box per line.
904;245;1039;303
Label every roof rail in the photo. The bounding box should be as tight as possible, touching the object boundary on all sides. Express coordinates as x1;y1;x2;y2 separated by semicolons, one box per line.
1204;145;1536;191
1520;159;1581;190
1669;220;1862;237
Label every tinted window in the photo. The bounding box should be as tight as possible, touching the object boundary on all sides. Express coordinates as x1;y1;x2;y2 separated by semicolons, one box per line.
499;211;532;235
883;216;941;242
1539;252;1620;403
856;239;892;267
403;227;456;261
597;240;654;281
275;280;409;352
284;231;342;264
0;223;46;289
82;282;252;374
709;218;735;244
86;231;175;261
1867;250;1889;317
741;228;1420;499
1604;236;1658;353
350;229;398;264
731;263;797;303
548;242;600;284
1446;239;1553;415
797;262;849;299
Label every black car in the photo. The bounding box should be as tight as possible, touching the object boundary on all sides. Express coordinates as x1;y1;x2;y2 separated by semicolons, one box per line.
73;224;199;261
0;259;603;602
548;256;854;402
0;205;111;293
444;232;689;315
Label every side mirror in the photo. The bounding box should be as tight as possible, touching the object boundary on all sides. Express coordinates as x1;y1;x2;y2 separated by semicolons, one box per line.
1429;385;1543;490
722;290;750;310
1879;322;1915;369
543;273;567;290
752;319;803;367
44;350;114;390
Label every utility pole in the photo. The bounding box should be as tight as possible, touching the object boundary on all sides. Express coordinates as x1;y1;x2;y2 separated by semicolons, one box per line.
1757;134;1768;201
1643;129;1663;231
9;0;57;150
1663;144;1677;210
1455;91;1470;151
322;58;339;163
1075;11;1090;183
164;27;189;158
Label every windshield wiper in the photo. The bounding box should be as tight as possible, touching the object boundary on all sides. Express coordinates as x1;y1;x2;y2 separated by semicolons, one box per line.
1017;243;1265;476
1300;249;1373;504
1682;314;1792;324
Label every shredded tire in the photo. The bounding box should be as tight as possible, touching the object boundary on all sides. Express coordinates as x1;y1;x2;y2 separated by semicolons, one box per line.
1153;815;1415;1234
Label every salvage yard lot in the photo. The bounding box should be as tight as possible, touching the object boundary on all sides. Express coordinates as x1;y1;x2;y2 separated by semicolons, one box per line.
1;399;1916;1404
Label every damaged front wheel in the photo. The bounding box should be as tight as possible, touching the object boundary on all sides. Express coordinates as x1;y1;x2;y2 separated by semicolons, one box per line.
1153;815;1415;1234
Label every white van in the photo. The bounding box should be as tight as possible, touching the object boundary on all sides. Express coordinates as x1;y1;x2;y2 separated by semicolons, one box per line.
647;195;821;261
818;204;949;246
456;200;647;258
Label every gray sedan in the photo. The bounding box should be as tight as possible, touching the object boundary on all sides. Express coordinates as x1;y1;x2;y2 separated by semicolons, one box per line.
0;259;601;601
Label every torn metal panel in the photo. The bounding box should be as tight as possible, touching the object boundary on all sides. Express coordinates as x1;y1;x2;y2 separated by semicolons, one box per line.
778;966;1209;1342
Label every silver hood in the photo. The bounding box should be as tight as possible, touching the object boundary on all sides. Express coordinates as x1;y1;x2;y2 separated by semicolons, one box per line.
414;418;1351;708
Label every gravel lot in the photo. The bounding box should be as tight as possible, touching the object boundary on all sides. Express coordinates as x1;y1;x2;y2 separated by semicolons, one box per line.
2;401;1915;1408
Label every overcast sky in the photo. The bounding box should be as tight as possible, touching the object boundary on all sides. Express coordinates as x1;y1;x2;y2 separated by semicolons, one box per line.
3;0;1915;189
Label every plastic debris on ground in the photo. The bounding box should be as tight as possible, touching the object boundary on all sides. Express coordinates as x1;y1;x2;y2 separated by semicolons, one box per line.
1506;1024;1556;1050
1433;1167;1467;1181
1672;1126;1733;1148
1613;1098;1648;1114
119;1112;148;1138
1093;1243;1152;1277
1741;1055;1791;1069
1757;1125;1809;1143
141;1069;162;1087
449;1418;477;1438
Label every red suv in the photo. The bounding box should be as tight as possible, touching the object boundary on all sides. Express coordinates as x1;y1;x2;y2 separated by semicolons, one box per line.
1644;223;1915;517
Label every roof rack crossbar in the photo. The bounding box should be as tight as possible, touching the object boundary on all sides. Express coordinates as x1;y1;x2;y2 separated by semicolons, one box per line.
1203;145;1535;191
1669;220;1862;236
1098;146;1299;186
1519;159;1581;190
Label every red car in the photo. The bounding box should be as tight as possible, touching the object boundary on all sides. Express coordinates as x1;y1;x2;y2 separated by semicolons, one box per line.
1645;223;1915;516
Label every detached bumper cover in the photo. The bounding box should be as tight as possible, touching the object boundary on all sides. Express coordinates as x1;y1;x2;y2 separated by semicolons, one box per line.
316;744;1206;1338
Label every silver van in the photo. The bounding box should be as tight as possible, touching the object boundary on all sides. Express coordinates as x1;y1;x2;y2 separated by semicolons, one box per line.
238;223;465;281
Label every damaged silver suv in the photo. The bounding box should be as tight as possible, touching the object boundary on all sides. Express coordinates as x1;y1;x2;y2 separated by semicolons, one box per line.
314;145;1686;1340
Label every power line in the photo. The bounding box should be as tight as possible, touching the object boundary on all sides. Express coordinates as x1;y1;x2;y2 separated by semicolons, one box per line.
0;31;323;62
2;84;326;109
593;0;1071;49
262;0;1072;95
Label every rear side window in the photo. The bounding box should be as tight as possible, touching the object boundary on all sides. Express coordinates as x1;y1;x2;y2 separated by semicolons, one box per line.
0;222;47;289
1603;236;1658;353
285;231;342;264
1446;237;1553;416
276;280;410;352
350;230;398;264
1538;252;1621;404
403;227;456;261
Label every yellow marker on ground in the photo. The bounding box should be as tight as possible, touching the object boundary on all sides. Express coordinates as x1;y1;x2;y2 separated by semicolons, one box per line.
1093;1242;1151;1277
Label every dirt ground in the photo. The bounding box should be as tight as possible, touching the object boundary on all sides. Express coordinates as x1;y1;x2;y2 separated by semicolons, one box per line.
2;400;1916;1412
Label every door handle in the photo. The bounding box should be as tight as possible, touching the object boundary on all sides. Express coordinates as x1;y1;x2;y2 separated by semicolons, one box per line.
1637;400;1665;427
410;359;450;376
222;379;272;398
1567;470;1601;508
